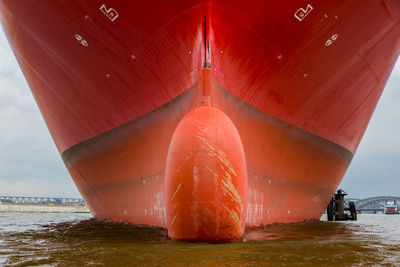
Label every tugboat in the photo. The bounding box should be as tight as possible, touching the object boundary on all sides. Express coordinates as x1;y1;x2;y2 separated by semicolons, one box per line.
326;189;357;221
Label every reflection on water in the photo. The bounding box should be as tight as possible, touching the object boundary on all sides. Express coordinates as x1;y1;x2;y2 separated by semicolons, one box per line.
0;213;399;266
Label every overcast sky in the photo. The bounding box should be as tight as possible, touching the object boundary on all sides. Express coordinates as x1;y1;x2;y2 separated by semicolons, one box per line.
0;29;399;199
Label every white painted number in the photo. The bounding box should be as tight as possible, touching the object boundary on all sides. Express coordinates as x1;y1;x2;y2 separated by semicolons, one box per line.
294;4;313;21
75;34;88;47
100;4;119;22
325;34;339;46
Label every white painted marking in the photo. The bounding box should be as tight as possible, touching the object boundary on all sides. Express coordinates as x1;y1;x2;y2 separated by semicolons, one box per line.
131;54;136;60
124;210;127;214
100;4;119;22
220;50;223;54
142;179;146;184
105;73;110;78
84;14;89;19
75;34;88;47
277;54;283;59
294;4;313;21
303;73;308;77
325;34;339;47
189;51;192;54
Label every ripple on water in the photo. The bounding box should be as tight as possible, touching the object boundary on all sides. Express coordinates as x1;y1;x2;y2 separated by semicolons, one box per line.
0;213;399;266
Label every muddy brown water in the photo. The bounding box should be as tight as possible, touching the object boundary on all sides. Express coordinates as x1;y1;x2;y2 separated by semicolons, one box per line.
0;213;399;266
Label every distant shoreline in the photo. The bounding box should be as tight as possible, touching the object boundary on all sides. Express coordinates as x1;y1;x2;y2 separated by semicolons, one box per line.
0;203;90;213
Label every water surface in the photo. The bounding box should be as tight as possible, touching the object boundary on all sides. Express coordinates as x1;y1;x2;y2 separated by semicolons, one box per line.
0;213;399;266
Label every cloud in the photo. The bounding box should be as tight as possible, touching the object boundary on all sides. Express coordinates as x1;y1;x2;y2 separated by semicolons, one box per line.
340;152;400;198
0;177;79;198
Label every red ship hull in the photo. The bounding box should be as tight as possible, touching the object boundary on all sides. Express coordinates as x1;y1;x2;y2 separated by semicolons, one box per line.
1;0;399;239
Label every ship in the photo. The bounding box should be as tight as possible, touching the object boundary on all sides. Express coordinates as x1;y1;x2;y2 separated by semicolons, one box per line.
0;0;399;241
383;201;398;214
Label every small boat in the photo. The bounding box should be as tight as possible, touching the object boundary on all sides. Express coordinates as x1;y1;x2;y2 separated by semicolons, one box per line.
384;201;398;214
